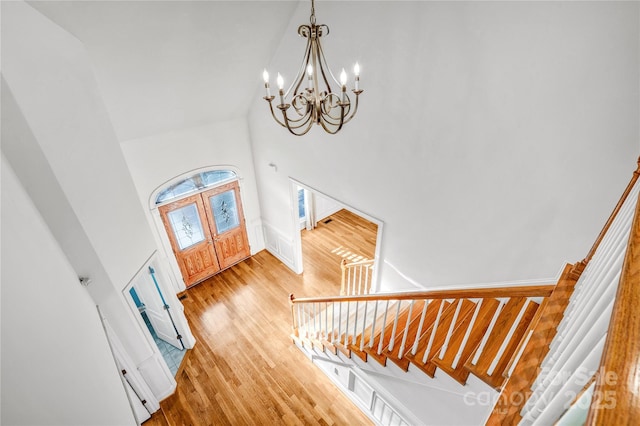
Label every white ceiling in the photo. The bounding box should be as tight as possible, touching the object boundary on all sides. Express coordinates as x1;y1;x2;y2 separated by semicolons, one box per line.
27;1;299;141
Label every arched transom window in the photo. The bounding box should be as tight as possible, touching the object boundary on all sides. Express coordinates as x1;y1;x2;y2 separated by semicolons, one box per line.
155;170;237;205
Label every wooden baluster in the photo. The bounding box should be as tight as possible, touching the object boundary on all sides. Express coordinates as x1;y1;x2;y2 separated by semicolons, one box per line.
388;301;402;352
398;300;415;359
487;299;530;376
338;302;343;345
412;301;430;356
352;301;359;345
301;305;307;338
317;303;323;339
324;302;329;342
352;267;357;295
345;300;351;346
364;265;370;295
331;302;336;343
452;299;482;369
360;301;368;351
369;301;379;348
313;303;317;338
422;300;445;363
377;300;390;355
340;259;347;296
471;299;505;365
439;299;463;359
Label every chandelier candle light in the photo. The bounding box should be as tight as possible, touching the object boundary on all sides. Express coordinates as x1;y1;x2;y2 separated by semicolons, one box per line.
262;0;363;136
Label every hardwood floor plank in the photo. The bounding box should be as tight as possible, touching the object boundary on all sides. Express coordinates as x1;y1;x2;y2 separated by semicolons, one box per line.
144;211;375;425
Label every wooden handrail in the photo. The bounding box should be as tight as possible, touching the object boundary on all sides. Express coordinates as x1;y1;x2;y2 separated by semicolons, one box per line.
581;157;640;266
291;284;555;304
342;258;375;267
586;191;640;424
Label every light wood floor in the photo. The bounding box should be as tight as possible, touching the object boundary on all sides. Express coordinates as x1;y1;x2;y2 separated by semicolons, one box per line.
300;209;378;292
144;210;377;425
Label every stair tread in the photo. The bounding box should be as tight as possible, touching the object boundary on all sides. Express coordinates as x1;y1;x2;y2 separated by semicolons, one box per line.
431;298;501;384
406;299;474;377
465;297;539;389
382;300;428;371
363;300;415;366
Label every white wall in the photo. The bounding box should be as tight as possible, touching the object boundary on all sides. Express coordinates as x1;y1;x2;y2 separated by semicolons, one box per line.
1;156;136;426
249;1;639;290
2;0;156;292
120;118;264;291
2;0;178;401
314;191;343;223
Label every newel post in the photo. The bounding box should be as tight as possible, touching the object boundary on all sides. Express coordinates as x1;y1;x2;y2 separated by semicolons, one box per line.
289;293;297;335
340;259;347;295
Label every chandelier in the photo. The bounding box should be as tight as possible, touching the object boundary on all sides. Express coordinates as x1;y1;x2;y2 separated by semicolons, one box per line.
262;0;363;136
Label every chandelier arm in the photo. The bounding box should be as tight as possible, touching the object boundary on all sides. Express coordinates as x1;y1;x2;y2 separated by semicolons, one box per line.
282;110;313;129
280;101;314;130
282;109;314;136
341;92;362;125
289;94;315;124
318;93;350;125
318;107;345;134
289;28;313;98
314;93;346;134
265;98;288;128
316;36;341;90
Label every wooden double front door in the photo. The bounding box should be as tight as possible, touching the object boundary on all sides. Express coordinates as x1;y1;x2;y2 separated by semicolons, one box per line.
159;181;250;287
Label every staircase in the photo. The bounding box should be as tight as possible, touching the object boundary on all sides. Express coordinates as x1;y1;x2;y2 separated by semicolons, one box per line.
289;285;553;392
290;159;640;425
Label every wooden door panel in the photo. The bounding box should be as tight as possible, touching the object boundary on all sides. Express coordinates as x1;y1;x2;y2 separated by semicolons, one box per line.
215;232;249;266
202;182;251;269
180;245;219;283
159;194;221;287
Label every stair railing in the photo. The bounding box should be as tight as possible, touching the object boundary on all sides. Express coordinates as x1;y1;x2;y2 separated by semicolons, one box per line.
340;258;375;295
586;189;640;424
290;285;553;387
486;158;640;425
517;180;640;425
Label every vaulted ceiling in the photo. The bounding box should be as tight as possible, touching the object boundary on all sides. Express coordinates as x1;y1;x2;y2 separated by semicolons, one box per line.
28;1;299;141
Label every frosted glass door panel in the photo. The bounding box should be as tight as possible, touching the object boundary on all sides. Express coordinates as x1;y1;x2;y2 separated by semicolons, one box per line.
210;190;240;234
167;203;206;250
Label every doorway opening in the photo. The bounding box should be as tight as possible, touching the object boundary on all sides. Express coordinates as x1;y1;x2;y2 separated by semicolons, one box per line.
129;286;185;376
124;258;193;378
294;182;382;293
